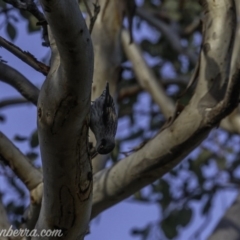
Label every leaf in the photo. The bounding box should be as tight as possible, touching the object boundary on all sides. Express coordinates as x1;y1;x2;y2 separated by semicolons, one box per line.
216;157;226;170
154;179;172;210
0;115;6;122
191;193;203;201
169;169;178;177
179;208;192;227
27;15;41;32
0;0;6;7
26;152;38;161
161;211;178;239
14;135;28;142
0;56;7;63
6;22;17;40
131;224;151;240
134;191;148;202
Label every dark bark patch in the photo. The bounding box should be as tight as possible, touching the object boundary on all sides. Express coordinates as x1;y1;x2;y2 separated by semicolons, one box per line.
87;171;92;181
42;4;51;13
212;32;217;40
59;185;75;229
51;95;78;134
77;180;92;202
38;107;42;118
68;48;75;53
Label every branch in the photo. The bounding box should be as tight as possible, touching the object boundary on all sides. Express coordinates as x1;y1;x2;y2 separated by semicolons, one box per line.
117;77;190;102
0;131;43;191
215;2;240;132
208;193;240;240
118;84;142;101
137;5;240;135
0;132;43;234
89;2;101;34
136;7;198;65
220;108;240;134
23;183;43;238
0;197;25;240
89;0;124;174
0;97;30;109
91;0;239;219
0;37;49;75
0;62;39;105
121;29;175;118
0;197;11;240
36;0;94;238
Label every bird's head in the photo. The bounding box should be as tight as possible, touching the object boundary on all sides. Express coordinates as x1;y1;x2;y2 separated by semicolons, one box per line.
96;138;115;154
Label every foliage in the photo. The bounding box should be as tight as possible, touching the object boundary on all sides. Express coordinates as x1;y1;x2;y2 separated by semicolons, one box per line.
0;0;239;239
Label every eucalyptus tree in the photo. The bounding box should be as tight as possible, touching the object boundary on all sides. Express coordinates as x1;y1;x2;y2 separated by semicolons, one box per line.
0;0;240;240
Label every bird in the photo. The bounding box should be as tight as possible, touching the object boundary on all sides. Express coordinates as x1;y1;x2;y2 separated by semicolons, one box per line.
90;82;117;155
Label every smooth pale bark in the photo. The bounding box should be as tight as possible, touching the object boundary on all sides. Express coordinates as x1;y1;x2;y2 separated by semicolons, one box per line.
90;0;123;98
35;0;93;239
0;131;42;191
91;0;240;219
122;29;175;118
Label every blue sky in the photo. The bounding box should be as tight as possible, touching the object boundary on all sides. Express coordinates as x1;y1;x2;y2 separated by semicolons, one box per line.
0;6;239;240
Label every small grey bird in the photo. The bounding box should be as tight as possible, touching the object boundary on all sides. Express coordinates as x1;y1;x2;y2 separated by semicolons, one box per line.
90;82;117;155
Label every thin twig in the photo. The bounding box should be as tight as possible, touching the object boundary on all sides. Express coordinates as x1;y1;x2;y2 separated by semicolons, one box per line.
0;36;50;75
89;2;100;34
124;0;136;43
82;0;100;34
0;98;30;109
181;17;201;37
